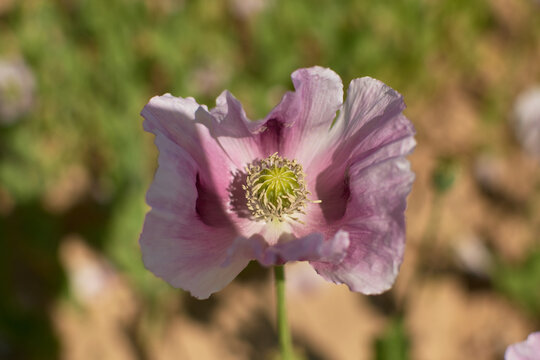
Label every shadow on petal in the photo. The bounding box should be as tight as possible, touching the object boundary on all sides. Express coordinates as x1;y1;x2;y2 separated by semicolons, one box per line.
227;169;251;219
315;166;350;223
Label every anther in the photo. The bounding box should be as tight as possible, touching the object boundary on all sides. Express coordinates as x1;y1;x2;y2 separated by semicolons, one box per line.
243;153;311;222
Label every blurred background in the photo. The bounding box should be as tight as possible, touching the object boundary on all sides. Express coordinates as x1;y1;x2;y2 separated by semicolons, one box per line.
0;0;539;359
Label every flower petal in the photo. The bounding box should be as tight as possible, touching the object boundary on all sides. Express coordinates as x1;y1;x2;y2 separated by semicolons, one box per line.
332;77;407;138
300;76;415;229
281;75;416;295
308;76;413;175
311;157;414;294
332;77;413;163
139;131;250;299
262;66;344;164
142;93;264;231
505;332;540;360
259;230;350;266
199;90;265;167
226;230;349;267
142;94;231;199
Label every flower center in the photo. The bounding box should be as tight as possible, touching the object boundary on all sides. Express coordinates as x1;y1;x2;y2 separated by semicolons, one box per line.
243;153;309;222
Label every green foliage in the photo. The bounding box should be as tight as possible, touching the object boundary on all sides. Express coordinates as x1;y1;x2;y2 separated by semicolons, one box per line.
432;157;458;194
375;317;409;360
494;250;540;316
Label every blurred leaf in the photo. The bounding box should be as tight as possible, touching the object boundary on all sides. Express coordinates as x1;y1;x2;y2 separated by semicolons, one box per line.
494;250;540;316
374;317;409;360
432;157;459;194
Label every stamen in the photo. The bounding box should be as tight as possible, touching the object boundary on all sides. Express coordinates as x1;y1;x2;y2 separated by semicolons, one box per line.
243;153;312;222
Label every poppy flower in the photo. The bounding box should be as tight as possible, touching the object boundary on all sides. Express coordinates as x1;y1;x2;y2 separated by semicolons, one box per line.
505;332;540;360
140;66;415;299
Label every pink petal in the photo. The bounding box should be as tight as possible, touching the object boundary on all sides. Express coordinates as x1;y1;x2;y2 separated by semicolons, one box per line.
505;332;540;360
202;90;265;167
311;157;414;294
292;76;415;233
140;103;253;298
260;66;344;164
299;75;415;227
226;230;349;267
260;230;350;266
333;78;414;166
142;93;263;230
257;75;414;294
310;156;414;294
312;76;414;176
332;77;407;139
142;94;231;200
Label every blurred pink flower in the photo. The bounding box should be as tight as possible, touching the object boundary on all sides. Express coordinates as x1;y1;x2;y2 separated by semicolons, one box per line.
505;332;540;360
0;58;35;124
229;0;269;19
513;86;540;157
140;67;415;299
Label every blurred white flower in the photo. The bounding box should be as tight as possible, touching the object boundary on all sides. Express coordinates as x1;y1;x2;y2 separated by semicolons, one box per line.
59;235;116;304
229;0;269;19
474;153;504;190
512;86;540;157
0;58;35;124
453;233;493;278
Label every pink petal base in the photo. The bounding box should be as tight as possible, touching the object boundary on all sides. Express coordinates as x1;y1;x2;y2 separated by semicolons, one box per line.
225;230;350;267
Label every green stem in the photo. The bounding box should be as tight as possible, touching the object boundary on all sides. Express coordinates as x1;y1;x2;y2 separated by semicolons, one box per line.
274;265;294;360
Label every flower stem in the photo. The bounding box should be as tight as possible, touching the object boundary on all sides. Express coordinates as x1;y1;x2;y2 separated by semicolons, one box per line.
274;265;294;360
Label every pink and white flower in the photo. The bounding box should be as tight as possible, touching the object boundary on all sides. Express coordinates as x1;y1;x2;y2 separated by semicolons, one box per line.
505;332;540;360
140;67;415;299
